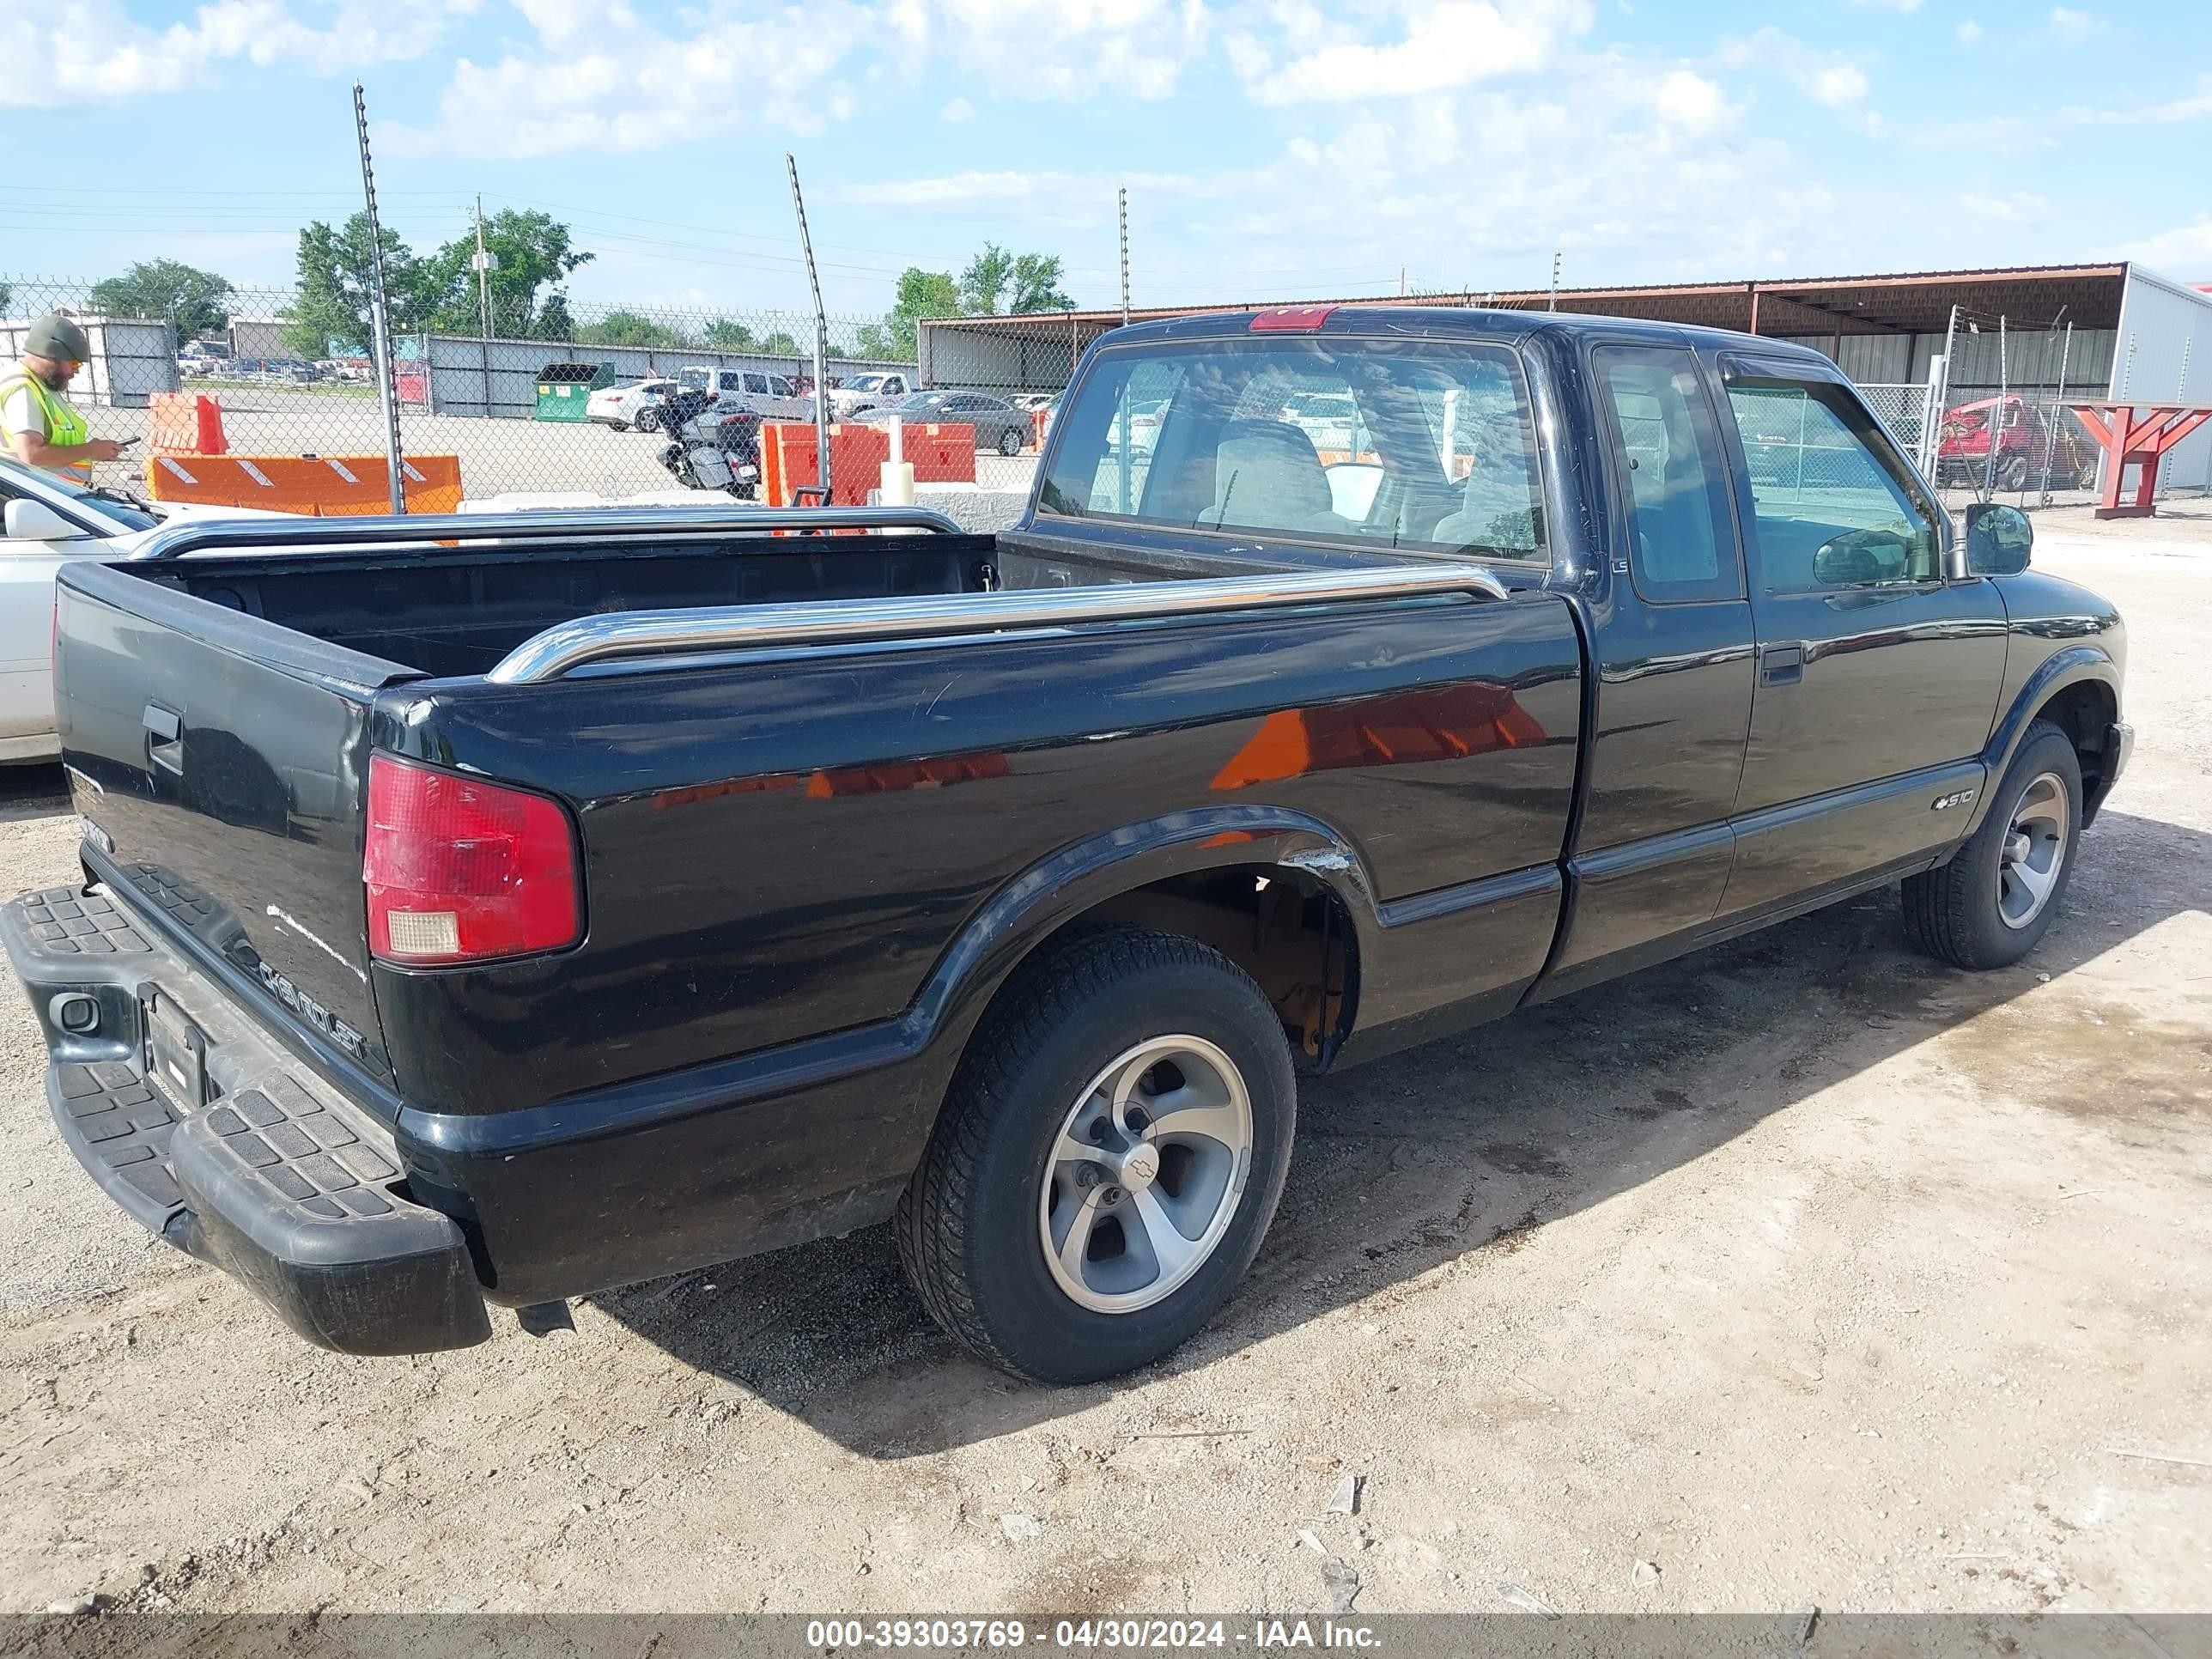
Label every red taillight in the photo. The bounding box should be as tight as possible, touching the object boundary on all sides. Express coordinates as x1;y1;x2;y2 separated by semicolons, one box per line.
363;756;581;966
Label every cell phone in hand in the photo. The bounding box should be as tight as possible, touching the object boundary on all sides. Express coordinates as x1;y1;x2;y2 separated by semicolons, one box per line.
113;437;140;449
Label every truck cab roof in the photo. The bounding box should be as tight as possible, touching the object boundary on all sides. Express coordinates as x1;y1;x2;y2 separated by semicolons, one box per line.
1103;303;1840;368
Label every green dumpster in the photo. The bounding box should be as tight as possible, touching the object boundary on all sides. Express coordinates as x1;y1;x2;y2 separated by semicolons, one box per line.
534;361;615;421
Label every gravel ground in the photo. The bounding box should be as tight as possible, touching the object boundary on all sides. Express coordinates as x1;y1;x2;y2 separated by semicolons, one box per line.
0;510;2205;1617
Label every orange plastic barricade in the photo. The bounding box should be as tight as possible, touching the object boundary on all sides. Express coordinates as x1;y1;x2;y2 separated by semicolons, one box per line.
905;422;975;484
1030;408;1047;450
758;422;889;509
144;453;462;516
147;392;228;456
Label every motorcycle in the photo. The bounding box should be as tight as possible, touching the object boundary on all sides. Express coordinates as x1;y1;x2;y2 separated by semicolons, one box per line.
657;397;763;500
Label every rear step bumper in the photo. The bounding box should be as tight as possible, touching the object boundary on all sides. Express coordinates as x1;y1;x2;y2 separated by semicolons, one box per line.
2;884;491;1355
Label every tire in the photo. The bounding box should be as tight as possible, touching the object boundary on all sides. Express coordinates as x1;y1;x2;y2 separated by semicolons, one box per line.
2000;453;2030;492
997;425;1024;457
610;421;629;433
635;407;659;434
1902;720;2082;969
896;927;1297;1384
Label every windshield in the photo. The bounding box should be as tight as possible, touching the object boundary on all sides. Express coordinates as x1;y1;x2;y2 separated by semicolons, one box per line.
0;458;157;532
849;374;887;392
889;392;942;411
678;368;710;392
1037;335;1547;562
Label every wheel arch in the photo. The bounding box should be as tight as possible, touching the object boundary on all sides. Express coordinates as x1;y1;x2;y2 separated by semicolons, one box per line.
909;807;1380;1088
1966;646;2120;836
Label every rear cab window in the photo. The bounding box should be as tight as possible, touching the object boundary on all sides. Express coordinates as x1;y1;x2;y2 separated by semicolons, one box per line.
1591;345;1744;603
1036;334;1547;565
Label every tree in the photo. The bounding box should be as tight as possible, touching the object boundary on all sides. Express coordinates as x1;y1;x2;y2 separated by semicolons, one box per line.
704;319;757;351
1011;252;1074;314
420;209;593;340
538;292;577;343
877;266;962;360
91;260;234;340
959;242;1016;315
575;309;685;348
760;330;800;356
283;214;427;358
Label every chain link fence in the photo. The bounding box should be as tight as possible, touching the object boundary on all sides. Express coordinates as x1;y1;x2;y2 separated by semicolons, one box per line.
2;276;1065;511
1909;315;2113;519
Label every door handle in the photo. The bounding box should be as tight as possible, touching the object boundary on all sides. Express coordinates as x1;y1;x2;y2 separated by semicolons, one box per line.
1759;644;1805;687
143;704;183;775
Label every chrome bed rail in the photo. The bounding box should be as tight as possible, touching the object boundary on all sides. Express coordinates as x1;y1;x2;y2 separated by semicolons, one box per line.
126;503;967;560
485;562;1511;684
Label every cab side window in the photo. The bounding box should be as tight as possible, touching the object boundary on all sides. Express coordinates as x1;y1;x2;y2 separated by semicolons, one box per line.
1593;346;1742;603
1722;374;1941;592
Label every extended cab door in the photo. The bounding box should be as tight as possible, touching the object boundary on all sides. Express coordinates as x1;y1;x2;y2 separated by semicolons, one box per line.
1713;356;2008;917
1535;341;1755;996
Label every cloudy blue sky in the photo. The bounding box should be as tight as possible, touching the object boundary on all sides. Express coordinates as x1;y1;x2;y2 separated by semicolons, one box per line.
4;0;2209;320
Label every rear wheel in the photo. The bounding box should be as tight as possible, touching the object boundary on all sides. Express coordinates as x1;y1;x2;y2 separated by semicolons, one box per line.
2000;453;2031;491
1902;721;2081;969
896;927;1296;1384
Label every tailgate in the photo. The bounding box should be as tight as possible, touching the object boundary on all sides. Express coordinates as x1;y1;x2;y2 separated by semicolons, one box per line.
53;564;420;1091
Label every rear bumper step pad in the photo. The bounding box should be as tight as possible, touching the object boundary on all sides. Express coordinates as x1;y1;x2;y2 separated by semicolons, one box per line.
6;884;490;1355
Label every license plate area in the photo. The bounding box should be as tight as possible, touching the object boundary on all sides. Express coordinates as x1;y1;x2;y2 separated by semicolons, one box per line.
138;983;210;1110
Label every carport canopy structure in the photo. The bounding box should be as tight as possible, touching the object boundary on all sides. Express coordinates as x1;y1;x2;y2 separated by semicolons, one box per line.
920;264;2135;392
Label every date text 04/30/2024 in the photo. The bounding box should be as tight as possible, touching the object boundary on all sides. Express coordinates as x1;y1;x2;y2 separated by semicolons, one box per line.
803;1620;1382;1650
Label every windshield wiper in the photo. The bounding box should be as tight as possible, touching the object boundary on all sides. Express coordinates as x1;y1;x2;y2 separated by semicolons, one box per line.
85;484;157;514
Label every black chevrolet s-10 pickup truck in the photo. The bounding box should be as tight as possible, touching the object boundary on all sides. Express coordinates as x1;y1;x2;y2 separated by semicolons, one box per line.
4;306;2130;1382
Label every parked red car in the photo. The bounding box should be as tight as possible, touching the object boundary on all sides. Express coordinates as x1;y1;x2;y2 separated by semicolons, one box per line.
1937;395;2099;491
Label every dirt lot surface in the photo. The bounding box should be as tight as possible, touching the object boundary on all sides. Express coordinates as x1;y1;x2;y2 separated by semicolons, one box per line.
0;511;2206;1618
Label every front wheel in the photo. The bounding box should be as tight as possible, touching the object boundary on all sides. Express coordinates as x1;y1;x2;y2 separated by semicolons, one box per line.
635;407;660;433
2000;453;2031;491
896;927;1296;1384
997;425;1025;457
1902;720;2082;969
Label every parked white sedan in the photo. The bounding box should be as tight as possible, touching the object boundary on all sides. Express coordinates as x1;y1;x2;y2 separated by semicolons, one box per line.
586;379;681;432
0;459;279;763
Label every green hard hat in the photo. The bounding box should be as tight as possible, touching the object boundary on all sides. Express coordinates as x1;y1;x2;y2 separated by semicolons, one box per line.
24;314;91;362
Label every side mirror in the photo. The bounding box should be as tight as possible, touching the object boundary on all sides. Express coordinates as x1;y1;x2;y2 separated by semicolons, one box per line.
3;498;89;544
1965;501;2033;574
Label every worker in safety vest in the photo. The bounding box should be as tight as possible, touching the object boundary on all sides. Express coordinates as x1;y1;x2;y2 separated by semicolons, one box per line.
3;315;127;478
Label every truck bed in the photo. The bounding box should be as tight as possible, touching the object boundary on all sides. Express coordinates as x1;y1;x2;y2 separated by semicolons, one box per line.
125;522;1008;680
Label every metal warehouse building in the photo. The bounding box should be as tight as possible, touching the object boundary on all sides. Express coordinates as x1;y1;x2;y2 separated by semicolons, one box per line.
923;261;2212;499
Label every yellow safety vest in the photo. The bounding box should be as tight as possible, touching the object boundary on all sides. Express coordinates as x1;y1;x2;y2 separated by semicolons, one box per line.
0;365;92;477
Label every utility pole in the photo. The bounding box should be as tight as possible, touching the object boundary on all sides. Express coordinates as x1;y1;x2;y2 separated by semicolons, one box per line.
352;82;406;514
471;195;498;421
471;196;498;343
1118;186;1131;327
787;154;832;502
1548;250;1560;313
